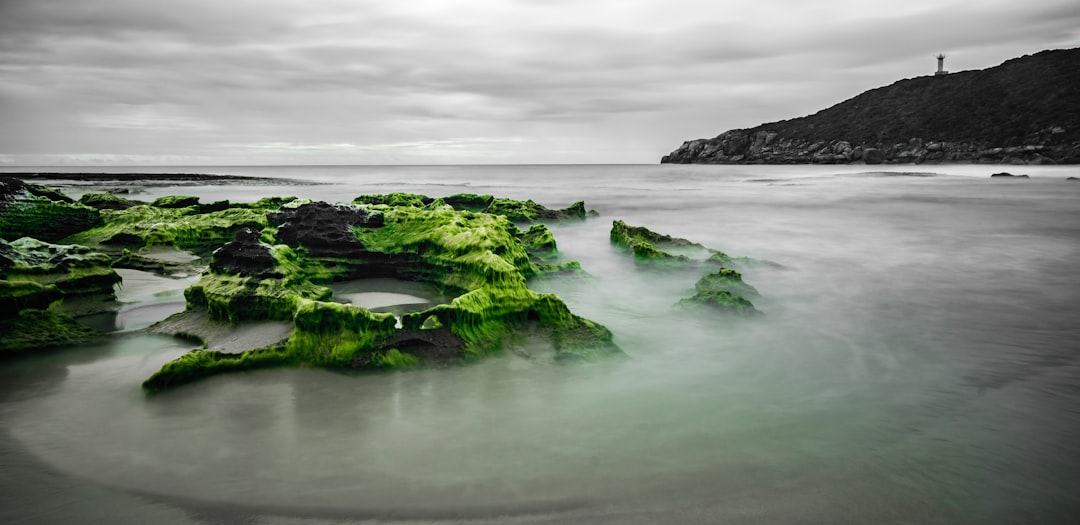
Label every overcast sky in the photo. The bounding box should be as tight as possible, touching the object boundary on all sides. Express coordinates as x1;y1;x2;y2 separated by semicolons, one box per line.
1;0;1077;166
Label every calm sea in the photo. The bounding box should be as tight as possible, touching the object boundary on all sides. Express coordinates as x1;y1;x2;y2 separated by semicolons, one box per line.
2;164;1079;524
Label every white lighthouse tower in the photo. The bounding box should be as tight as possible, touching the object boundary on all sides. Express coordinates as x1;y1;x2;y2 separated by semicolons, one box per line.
935;54;949;76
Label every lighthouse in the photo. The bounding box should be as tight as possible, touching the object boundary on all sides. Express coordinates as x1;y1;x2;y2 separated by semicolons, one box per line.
935;54;949;76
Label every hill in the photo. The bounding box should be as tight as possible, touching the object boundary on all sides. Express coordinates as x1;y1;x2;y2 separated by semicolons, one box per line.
661;48;1080;165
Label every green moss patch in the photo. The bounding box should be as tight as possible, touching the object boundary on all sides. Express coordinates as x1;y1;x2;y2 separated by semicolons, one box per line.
0;308;102;355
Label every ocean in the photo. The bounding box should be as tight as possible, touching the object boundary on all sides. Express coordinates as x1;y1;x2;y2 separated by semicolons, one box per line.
2;164;1079;524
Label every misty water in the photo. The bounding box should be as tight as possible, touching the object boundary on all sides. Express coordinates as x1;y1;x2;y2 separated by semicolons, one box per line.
2;165;1079;524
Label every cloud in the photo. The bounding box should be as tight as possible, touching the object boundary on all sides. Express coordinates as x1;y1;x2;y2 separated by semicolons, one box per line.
0;0;1077;164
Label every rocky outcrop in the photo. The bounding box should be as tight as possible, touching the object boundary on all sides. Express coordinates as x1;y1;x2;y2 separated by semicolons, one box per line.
990;172;1030;178
144;194;622;391
0;237;119;355
1;177;102;242
209;227;278;278
609;221;759;314
355;192;593;223
268;201;384;258
663;47;1080;165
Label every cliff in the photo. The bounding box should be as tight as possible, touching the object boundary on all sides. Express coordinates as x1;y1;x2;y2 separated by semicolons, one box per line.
661;47;1080;165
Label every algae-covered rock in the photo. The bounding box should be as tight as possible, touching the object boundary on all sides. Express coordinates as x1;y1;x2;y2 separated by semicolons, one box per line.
0;237;121;299
609;221;762;314
152;195;200;208
0;237;117;354
355;192;592;223
694;268;759;298
1;177;103;242
610;220;725;266
679;290;758;314
79;192;144;210
0;308;102;355
145;198;621;391
64;201;276;255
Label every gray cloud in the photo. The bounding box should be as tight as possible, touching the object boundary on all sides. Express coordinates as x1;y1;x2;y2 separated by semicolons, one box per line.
1;0;1077;164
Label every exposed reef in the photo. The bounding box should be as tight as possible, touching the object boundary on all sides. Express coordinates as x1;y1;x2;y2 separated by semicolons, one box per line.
1;177;103;243
610;220;730;267
610;221;759;314
662;48;1080;165
0;237;120;354
144;195;621;391
354;192;592;223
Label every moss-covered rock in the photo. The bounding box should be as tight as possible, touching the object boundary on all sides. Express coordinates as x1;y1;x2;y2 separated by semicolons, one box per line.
0;308;102;355
609;221;762;314
679;290;759;314
144;198;621;391
610;220;728;266
64;202;274;255
356;192;592;223
694;268;759;298
79;192;144;210
1;177;103;242
0;237;121;299
152;195;200;208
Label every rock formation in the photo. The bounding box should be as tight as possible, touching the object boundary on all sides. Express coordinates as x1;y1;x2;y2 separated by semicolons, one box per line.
662;48;1080;165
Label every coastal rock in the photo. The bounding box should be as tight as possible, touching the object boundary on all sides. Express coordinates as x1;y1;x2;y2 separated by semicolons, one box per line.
694;268;759;298
610;220;726;266
990;172;1030;178
79;192;143;210
269;201;384;258
679;290;758;314
145;196;622;391
0;237;118;355
0;237;121;298
152;195;200;208
209;227;278;278
863;148;885;165
64;195;283;255
1;177;103;243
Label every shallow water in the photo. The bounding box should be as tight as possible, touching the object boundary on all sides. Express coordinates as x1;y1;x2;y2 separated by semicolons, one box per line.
2;164;1080;524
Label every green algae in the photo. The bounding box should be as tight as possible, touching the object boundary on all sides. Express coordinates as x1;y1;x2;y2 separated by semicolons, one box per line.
694;268;759;298
64;204;271;254
355;192;590;223
144;198;620;391
79;192;143;210
0;280;62;312
151;195;200;208
679;289;759;314
0;308;102;355
609;221;762;314
0;238;121;299
0;198;102;243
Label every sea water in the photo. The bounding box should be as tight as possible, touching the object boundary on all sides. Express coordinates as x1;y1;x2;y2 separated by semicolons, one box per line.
1;164;1079;524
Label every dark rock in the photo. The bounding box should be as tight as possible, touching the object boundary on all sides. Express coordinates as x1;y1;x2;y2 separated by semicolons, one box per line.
1067;177;1079;181
268;202;383;257
990;172;1029;178
863;148;885;164
198;200;231;213
209;227;278;278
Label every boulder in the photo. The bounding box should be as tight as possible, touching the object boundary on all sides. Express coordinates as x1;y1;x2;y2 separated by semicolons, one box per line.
862;148;885;164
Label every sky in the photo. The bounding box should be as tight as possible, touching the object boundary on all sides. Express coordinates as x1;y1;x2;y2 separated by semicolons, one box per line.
0;0;1078;166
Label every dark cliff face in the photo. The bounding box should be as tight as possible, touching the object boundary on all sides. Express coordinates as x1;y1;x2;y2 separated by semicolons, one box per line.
662;47;1080;165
